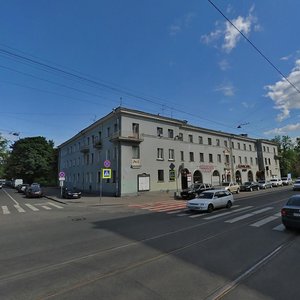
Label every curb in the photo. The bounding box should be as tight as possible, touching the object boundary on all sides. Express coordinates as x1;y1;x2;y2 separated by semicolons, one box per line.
44;195;67;205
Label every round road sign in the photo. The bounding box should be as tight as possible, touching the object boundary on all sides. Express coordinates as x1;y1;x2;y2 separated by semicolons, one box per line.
104;160;111;168
59;171;65;178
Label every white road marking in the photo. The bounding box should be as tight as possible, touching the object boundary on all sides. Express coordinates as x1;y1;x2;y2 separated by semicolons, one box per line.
3;189;19;205
41;206;52;210
14;205;25;213
204;206;253;220
2;206;10;214
225;207;273;224
273;224;286;231
25;204;39;211
47;202;63;209
250;216;279;227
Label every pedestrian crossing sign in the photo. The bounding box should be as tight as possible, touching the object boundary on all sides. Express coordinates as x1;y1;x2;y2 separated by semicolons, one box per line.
102;168;112;179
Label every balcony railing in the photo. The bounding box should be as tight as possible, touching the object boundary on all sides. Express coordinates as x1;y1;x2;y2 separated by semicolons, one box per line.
93;140;102;149
80;144;90;153
110;131;143;143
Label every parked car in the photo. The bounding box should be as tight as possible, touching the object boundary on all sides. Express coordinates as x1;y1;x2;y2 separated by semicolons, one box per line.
16;184;29;193
187;189;234;213
257;180;273;189
180;183;212;200
281;195;300;230
62;187;82;199
240;181;260;192
26;186;43;198
0;183;2;189
219;182;240;194
270;178;283;187
281;177;293;185
293;180;300;191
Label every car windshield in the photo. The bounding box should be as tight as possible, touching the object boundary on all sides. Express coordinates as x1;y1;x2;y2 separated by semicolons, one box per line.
258;181;265;183
287;197;300;206
295;180;300;184
198;192;214;199
244;182;251;185
31;186;41;192
221;182;230;186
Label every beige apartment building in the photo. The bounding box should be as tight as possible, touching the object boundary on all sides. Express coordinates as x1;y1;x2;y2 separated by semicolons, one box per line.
58;107;281;196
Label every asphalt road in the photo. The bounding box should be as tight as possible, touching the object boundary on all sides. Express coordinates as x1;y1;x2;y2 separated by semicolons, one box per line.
0;186;299;300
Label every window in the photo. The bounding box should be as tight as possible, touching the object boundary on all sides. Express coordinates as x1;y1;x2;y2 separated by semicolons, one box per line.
107;127;110;137
158;170;164;182
225;155;230;164
200;152;204;162
249;145;252;151
87;137;90;145
188;134;193;143
180;151;184;161
263;146;266;152
208;138;212;145
189;152;194;162
265;158;268;164
239;156;242;163
209;154;213;163
114;123;118;133
256;157;258;165
238;142;240;149
244;157;248;164
243;144;246;150
157;148;164;160
224;140;228;147
217;154;221;163
132;146;140;159
168;149;175;161
233;155;236;163
168;129;174;138
268;158;271;165
216;139;220;146
157;127;163;136
199;136;203;144
267;147;270;152
91;153;94;164
250;157;253;165
178;133;183;141
273;147;276;154
232;142;234;149
132;123;139;137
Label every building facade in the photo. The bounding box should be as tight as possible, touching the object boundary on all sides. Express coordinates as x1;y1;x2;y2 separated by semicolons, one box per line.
58;107;281;196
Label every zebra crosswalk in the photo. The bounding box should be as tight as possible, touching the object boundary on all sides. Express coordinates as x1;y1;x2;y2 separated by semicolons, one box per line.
128;201;286;232
1;202;64;215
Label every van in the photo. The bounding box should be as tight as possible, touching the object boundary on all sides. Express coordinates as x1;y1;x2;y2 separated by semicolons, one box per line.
13;179;23;188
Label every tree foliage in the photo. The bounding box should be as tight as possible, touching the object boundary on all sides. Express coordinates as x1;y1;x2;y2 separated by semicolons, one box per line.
0;134;9;177
271;135;300;177
5;136;57;185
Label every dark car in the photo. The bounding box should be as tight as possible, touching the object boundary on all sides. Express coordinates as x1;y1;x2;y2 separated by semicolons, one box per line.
240;181;260;192
62;187;82;199
281;195;300;230
26;186;43;198
181;183;212;200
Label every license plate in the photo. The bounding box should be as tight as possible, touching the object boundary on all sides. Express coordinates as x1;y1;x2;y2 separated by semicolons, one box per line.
293;213;300;217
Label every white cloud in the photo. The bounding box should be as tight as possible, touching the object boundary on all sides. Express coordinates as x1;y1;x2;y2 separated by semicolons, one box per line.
201;6;258;53
265;59;300;121
215;84;235;96
169;12;196;36
264;123;300;136
219;59;230;71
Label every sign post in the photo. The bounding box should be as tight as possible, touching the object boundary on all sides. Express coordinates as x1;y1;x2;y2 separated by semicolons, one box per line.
58;171;65;198
99;161;112;204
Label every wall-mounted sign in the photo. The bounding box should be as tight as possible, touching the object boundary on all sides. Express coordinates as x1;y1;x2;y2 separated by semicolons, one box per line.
237;164;251;169
199;165;214;173
131;159;141;168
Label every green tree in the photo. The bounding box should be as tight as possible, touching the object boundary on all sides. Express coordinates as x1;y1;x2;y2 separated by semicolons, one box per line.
0;134;9;177
5;136;57;185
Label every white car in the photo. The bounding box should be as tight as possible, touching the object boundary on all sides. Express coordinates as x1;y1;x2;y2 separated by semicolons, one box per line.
270;178;283;187
281;177;293;185
187;189;234;213
293;180;300;191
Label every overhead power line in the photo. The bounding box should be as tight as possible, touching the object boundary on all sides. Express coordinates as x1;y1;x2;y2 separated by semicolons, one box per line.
208;0;300;95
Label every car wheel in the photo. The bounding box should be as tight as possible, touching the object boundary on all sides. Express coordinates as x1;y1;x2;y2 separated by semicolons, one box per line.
226;200;232;208
236;189;240;194
207;204;214;213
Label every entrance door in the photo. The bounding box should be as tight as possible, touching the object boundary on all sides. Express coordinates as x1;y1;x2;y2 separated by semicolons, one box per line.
181;168;189;189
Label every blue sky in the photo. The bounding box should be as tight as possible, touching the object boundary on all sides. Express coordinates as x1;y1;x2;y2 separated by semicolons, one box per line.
1;0;300;146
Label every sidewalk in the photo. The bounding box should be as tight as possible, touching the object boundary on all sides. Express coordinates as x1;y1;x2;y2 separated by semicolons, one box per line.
43;187;182;206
